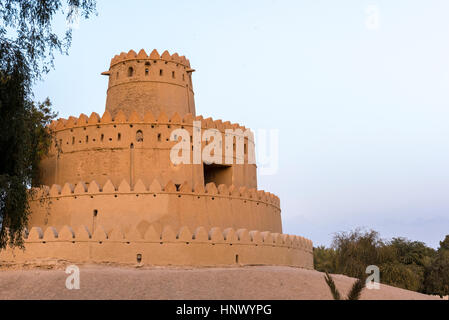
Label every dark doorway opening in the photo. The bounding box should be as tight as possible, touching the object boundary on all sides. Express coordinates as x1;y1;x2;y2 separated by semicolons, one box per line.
203;163;232;186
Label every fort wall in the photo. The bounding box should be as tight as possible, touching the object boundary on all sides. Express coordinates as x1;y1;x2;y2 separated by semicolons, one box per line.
28;180;282;235
0;225;313;269
42;111;257;189
104;49;195;118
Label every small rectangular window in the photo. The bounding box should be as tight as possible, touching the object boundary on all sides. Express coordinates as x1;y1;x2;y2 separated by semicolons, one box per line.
172;71;175;79
145;69;149;76
157;133;161;141
159;69;163;76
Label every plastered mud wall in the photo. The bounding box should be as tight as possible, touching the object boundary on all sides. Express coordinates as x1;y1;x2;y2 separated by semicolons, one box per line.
104;49;195;118
41;111;257;190
0;225;313;269
28;180;282;235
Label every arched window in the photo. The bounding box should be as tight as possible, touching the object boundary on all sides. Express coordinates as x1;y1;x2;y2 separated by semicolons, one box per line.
136;130;144;142
128;67;134;77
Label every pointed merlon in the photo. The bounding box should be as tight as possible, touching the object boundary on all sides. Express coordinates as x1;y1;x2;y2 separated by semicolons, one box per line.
137;49;148;59
157;111;168;123
236;229;251;244
92;226;108;241
102;179;116;193
161;226;176;241
128;111;142;123
149;179;162;193
209;227;224;243
28;227;44;241
193;226;208;242
149;49;160;60
177;226;192;242
161;50;171;60
249;230;262;244
133;179;147;193
58;225;75;241
171;53;180;62
74;181;87;194
101;111;113;123
49;184;62;197
164;180;177;193
61;182;74;196
43;226;58;240
205;182;218;195
143;111;156;123
118;179;131;193
114;110;127;123
76;225;92;240
88;180;101;194
77;113;88;125
144;225;160;241
126;49;137;59
88;112;100;124
223;228;238;242
170;112;182;124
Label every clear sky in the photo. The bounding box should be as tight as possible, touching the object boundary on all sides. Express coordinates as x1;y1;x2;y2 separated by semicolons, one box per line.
33;0;449;248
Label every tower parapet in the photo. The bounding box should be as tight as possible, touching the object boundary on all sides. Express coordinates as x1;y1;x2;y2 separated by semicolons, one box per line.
102;49;195;118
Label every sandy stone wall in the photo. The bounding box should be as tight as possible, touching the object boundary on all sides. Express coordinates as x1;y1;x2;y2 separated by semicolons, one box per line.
104;49;195;118
28;180;282;235
41;111;257;190
0;225;313;268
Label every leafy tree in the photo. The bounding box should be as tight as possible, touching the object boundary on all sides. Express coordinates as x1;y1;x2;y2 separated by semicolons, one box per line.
314;228;438;293
313;245;336;273
331;228;383;279
0;0;96;249
423;235;449;297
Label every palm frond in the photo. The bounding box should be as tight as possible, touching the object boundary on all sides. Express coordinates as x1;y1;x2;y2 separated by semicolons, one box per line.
324;272;341;300
346;277;365;300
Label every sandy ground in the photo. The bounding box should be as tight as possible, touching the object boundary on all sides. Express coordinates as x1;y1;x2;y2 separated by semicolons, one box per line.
0;262;443;300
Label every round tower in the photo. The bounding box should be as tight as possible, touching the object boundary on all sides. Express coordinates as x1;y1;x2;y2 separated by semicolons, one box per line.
102;49;196;118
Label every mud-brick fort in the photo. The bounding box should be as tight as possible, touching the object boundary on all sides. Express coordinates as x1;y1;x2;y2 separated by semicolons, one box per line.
0;49;313;268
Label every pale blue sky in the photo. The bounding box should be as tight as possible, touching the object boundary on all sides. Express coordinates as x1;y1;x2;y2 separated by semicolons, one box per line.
33;0;449;248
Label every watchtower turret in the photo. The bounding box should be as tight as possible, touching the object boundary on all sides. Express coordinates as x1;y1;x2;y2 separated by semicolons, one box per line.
102;49;195;118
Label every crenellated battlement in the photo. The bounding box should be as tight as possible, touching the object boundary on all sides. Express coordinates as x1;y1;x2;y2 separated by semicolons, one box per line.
49;110;248;133
0;224;313;268
109;49;191;68
33;180;280;207
28;180;281;235
41;110;257;190
103;49;196;118
21;224;310;249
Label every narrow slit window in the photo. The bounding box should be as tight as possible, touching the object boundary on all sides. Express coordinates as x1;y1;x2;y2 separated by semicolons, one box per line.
157;133;161;142
118;133;121;141
128;67;134;77
145;68;149;76
159;69;163;76
172;71;175;79
101;134;104;142
72;137;75;145
136;130;144;142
